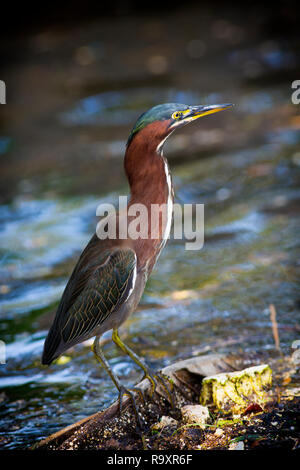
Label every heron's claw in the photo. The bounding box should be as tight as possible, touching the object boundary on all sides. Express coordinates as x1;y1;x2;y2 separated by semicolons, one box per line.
132;386;146;405
142;369;175;408
118;385;144;429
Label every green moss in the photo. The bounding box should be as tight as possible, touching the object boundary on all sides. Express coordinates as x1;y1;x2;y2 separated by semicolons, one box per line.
200;364;272;413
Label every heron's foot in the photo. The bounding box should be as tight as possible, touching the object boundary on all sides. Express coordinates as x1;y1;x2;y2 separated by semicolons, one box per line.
132;385;147;405
110;330;175;409
118;385;144;429
142;369;175;408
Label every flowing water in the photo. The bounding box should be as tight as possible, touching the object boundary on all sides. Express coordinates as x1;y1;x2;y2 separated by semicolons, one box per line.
0;5;300;449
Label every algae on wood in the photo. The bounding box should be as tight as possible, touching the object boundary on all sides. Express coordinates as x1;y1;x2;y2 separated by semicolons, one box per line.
200;364;272;413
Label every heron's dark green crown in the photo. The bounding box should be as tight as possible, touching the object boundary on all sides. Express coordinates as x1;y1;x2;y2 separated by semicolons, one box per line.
127;103;189;146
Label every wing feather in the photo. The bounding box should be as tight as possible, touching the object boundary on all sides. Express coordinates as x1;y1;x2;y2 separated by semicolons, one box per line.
42;237;136;364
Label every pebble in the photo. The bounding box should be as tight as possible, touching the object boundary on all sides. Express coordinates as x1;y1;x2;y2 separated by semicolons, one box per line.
152;415;178;431
181;405;210;429
229;441;245;450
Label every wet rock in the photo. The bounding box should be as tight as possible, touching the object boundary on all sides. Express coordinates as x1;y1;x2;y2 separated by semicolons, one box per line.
181;405;210;429
10;399;26;410
0;392;7;404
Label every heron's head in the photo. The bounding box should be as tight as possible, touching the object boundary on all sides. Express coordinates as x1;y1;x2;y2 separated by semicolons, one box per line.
127;102;233;150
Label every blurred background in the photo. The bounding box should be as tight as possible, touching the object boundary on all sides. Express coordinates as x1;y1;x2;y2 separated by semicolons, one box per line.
0;0;299;449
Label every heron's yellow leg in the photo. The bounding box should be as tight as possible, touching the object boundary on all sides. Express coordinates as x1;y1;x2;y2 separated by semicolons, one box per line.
112;329;174;406
92;336;121;390
92;336;144;427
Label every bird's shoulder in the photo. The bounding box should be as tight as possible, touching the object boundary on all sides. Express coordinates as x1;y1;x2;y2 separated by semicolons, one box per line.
59;234;136;317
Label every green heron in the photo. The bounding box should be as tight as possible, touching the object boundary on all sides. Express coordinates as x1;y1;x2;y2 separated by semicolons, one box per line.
42;102;233;419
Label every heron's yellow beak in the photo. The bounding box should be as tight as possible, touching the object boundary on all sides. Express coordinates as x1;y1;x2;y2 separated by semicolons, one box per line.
184;103;234;122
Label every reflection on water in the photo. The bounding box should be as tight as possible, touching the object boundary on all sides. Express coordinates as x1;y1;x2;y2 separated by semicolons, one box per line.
0;5;300;449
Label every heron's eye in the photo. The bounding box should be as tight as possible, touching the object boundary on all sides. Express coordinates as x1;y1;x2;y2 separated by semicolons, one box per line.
172;111;182;120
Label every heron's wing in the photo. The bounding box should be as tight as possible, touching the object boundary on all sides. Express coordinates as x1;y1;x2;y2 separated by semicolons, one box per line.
42;236;136;364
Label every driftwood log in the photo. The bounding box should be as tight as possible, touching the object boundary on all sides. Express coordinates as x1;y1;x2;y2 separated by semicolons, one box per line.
34;354;241;450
